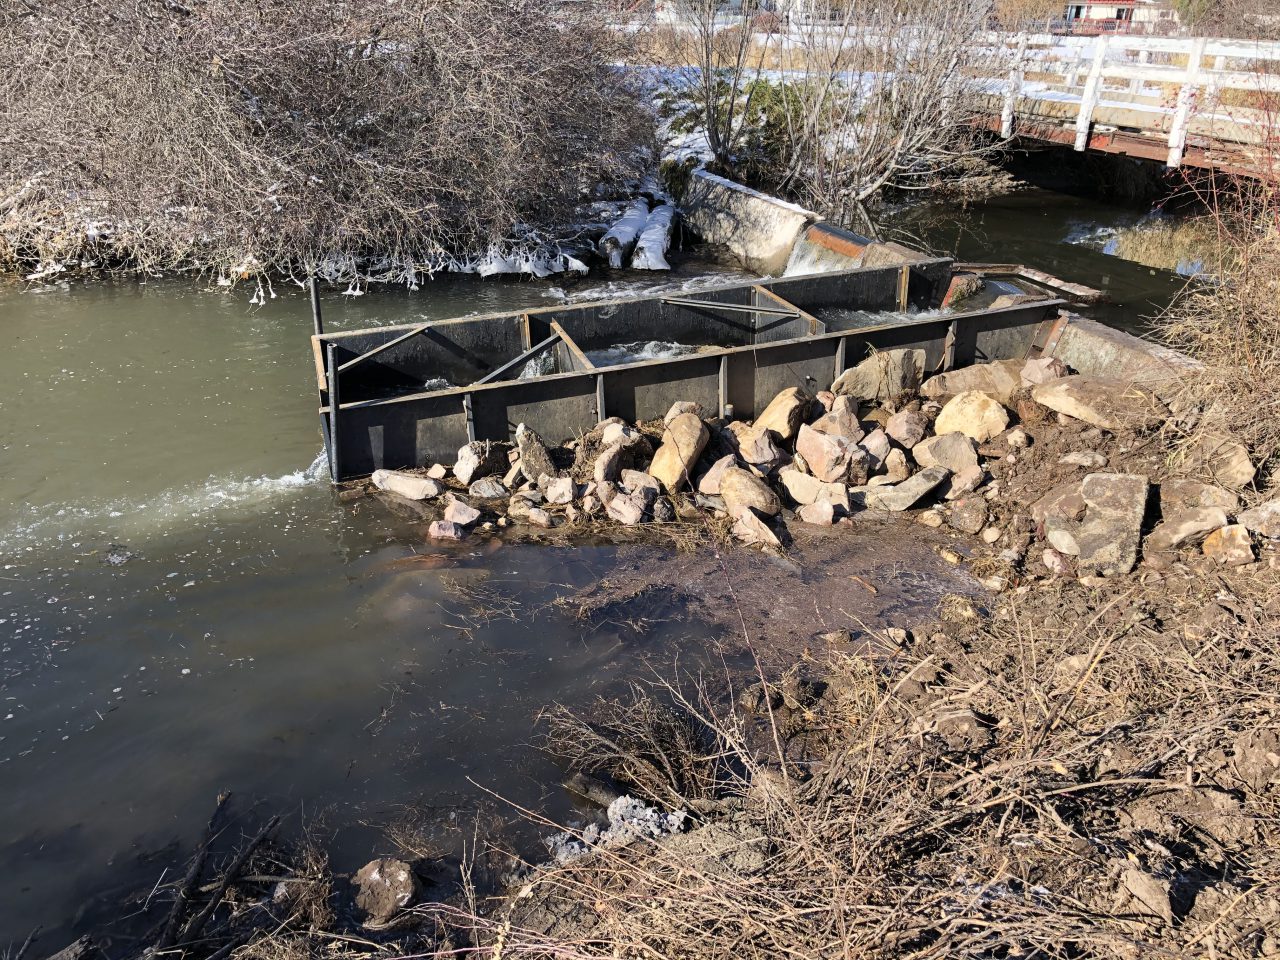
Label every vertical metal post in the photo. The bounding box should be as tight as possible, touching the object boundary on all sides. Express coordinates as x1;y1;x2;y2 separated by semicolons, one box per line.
309;275;323;337
942;321;958;373
326;342;342;481
896;265;910;312
595;374;606;424
718;354;729;419
834;337;846;381
463;393;476;442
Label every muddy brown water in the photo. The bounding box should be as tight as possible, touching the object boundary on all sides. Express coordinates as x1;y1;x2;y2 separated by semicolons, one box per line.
0;191;1194;947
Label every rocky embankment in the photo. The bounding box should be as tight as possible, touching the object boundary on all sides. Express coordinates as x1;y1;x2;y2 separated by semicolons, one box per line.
364;346;1276;582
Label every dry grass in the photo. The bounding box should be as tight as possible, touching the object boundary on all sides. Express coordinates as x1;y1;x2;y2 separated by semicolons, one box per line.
454;565;1280;959
1154;193;1280;496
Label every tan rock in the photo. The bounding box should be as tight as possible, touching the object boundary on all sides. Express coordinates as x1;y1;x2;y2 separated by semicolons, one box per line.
779;466;824;505
720;466;781;518
1146;507;1228;551
913;432;979;474
733;507;782;548
1189;433;1256;490
443;496;481;526
1020;356;1068;387
796;424;854;483
1203;524;1254;565
753;388;808;441
832;348;926;402
934;390;1010;443
885;408;927;448
796;501;836;526
697;454;736;496
1160;479;1239;513
921;359;1022;404
1031;376;1166;431
663;401;703;425
648;412;710;492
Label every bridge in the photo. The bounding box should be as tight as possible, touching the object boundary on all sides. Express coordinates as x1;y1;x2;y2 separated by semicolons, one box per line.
985;33;1280;175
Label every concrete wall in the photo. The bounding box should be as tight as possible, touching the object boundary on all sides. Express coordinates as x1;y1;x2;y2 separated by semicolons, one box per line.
1051;316;1201;397
681;171;820;275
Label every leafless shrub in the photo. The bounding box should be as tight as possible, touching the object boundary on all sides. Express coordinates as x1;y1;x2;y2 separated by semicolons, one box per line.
648;0;1008;231
0;0;648;281
540;685;724;809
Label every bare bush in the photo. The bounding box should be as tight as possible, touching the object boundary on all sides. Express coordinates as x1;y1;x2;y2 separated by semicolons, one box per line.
646;0;1007;230
0;0;648;280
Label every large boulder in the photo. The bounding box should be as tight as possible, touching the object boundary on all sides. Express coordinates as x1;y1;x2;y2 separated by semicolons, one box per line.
921;360;1023;404
753;388;808;442
1076;473;1150;577
353;858;421;927
867;466;950;511
515;423;562;488
720;466;781;518
1238;499;1280;539
934;390;1010;443
796;424;854;483
778;466;824;505
371;469;443;501
455;440;508;486
1031;376;1167;431
912;432;979;475
648;412;710;492
832;349;926;403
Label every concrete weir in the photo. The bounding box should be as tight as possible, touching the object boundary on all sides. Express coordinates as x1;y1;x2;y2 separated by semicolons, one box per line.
311;174;1154;483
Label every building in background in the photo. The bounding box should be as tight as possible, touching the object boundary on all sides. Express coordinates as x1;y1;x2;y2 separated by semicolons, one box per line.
1063;0;1182;34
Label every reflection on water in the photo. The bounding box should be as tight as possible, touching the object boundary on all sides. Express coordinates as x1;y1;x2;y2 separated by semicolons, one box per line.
0;272;739;945
893;187;1191;332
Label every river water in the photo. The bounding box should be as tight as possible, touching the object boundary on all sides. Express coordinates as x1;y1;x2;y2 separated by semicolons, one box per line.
0;189;1194;944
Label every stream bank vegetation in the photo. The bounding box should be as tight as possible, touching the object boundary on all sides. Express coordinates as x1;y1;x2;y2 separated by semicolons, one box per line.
0;0;648;284
647;0;1012;234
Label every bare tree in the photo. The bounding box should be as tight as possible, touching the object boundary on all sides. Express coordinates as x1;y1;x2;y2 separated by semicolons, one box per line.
0;0;650;281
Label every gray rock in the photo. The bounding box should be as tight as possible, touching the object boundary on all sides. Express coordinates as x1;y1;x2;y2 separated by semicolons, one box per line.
1059;451;1108;468
454;440;508;486
526;507;555;528
859;428;891;470
1146;507;1228;551
1031;482;1086;524
913;432;979;474
867;466;950;511
545;476;576;505
949;498;987;535
832;349;926;402
1189;433;1256;490
1238;499;1280;538
515;423;561;488
1160;479;1239;513
371;469;443;501
468;476;508;499
664;401;704;424
428;519;467;541
651;497;676;523
1076;473;1150;577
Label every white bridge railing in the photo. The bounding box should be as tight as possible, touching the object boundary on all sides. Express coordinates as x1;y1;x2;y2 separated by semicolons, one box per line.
990;33;1280;168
